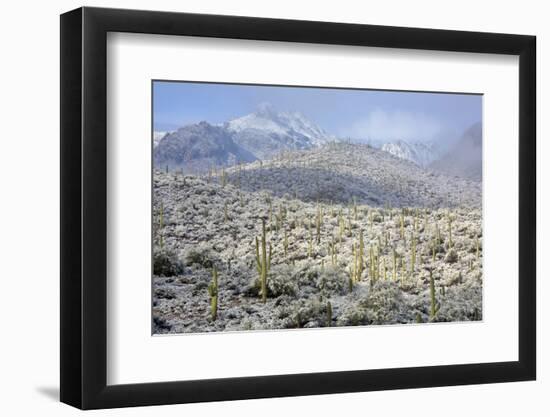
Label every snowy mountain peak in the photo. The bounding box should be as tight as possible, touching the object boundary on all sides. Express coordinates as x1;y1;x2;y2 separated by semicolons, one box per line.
381;140;443;168
226;103;334;150
153;131;169;148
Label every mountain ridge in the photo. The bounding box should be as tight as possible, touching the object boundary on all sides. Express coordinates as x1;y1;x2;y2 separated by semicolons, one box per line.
154;104;335;171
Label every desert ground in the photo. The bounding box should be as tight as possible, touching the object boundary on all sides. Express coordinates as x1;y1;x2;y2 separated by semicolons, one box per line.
152;143;482;334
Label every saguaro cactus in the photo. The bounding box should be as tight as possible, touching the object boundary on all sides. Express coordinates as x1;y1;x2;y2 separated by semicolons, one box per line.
326;301;333;327
255;219;272;303
316;206;322;244
329;238;337;266
429;269;439;320
447;213;453;248
338;211;345;243
410;234;417;275
208;266;219;320
349;240;364;289
392;248;397;281
424;209;428;231
359;230;365;273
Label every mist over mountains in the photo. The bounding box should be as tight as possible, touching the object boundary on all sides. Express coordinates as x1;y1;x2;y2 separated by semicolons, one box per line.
153;104;481;180
429;122;482;181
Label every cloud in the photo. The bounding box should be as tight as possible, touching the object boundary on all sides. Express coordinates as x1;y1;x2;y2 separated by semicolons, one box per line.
341;109;443;143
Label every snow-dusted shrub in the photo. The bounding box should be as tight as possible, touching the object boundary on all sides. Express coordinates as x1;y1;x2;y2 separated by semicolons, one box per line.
153;316;172;333
434;284;482;322
336;304;368;326
444;248;458;263
154;287;176;299
181;243;215;268
246;264;298;298
267;264;298;297
153;247;183;277
315;266;347;294
284;298;327;328
358;282;408;324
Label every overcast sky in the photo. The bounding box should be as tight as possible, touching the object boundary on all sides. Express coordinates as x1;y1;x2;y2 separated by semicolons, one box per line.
153;81;482;143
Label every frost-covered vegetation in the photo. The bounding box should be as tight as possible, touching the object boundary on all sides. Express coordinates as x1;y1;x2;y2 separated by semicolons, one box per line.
152;143;482;334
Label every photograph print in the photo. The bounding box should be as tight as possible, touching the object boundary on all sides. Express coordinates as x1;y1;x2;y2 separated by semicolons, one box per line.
152;81;482;334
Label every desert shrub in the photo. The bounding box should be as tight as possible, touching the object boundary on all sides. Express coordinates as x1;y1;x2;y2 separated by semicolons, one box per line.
444;248;458;263
336;304;368;326
267;264;298;297
360;282;406;324
153;316;172;332
154;288;176;299
153;248;183;277
245;264;297;298
283;298;326;328
371;213;383;223
434;284;482;322
182;243;215;268
243;278;261;297
315;266;347;295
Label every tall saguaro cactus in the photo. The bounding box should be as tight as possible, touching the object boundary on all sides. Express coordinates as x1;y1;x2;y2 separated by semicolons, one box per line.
392;248;397;281
429;269;440;320
316;205;322;244
329;238;337;266
410;234;417;275
208;266;219;320
255;219;272;304
447;213;453;248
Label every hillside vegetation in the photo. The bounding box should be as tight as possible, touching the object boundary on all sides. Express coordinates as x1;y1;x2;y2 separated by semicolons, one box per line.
152;144;482;333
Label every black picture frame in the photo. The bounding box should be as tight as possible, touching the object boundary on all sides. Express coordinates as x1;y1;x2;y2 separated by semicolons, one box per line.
60;6;536;410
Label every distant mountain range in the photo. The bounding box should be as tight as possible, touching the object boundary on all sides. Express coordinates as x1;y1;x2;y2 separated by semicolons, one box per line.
153;104;334;171
153;104;481;181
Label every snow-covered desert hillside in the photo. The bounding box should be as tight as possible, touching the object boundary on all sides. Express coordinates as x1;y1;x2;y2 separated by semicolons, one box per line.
152;143;482;334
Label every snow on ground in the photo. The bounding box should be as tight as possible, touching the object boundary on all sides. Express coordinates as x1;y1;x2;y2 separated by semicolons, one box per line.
152;143;482;334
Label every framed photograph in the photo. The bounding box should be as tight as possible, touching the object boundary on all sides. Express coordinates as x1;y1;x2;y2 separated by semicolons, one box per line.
60;6;536;409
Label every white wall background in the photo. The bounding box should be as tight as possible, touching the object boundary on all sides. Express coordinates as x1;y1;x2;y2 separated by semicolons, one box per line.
0;0;545;415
